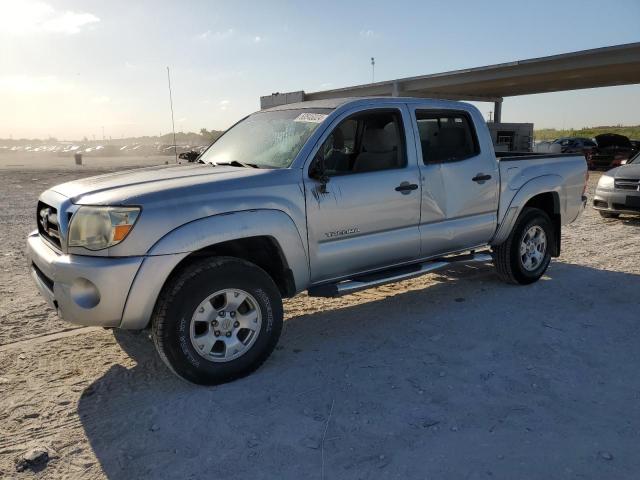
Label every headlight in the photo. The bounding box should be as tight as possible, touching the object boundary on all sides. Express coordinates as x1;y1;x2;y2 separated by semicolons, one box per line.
68;206;140;250
597;175;614;190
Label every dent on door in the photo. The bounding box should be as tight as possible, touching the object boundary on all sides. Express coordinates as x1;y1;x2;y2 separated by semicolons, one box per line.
413;108;499;256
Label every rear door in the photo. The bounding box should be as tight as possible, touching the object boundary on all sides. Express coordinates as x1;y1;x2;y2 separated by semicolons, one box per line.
411;107;499;255
304;105;421;283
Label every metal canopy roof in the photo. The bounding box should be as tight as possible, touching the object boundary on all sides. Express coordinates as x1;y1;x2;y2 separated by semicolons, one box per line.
268;43;640;106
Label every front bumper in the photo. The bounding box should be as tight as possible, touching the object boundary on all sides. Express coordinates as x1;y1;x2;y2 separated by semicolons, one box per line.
593;188;640;215
26;231;143;327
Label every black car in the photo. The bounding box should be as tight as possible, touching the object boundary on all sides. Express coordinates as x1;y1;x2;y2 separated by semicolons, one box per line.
587;133;637;170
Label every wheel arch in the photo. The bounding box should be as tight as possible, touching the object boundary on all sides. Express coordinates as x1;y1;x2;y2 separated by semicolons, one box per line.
120;210;309;330
492;175;563;256
164;235;297;298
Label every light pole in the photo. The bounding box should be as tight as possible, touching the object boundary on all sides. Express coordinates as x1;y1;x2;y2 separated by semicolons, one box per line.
371;57;375;83
167;66;178;164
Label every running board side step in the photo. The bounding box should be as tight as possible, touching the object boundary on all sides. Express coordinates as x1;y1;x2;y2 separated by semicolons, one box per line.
308;252;493;298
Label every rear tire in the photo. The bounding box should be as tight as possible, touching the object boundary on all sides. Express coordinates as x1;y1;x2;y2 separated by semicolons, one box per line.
151;256;283;385
494;207;553;285
599;211;620;219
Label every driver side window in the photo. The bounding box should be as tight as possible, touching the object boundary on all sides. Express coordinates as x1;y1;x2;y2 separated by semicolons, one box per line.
319;110;406;176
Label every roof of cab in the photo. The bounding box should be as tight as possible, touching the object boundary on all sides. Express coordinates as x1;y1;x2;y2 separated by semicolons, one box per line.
261;96;469;112
262;98;357;111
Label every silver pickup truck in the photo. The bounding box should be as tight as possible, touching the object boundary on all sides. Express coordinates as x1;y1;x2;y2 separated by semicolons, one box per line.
27;98;587;384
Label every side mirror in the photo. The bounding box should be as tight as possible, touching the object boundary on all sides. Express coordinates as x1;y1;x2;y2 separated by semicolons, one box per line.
178;151;200;162
309;153;330;192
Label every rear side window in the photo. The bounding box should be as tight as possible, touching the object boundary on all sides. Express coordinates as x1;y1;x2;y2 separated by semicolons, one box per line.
415;111;479;164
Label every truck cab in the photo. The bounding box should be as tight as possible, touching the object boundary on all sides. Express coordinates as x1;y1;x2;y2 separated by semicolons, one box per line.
297;100;499;283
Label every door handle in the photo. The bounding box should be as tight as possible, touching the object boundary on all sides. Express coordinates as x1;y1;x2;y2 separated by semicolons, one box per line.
472;173;492;183
395;182;419;193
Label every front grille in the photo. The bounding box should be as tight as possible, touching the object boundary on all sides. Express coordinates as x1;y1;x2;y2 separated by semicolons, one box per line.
615;178;640;191
37;201;61;249
613;203;640;212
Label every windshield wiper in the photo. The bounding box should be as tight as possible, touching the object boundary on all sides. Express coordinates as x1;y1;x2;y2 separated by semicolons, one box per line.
212;160;260;169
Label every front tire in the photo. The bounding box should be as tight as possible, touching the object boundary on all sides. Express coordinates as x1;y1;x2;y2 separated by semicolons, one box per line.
494;207;553;285
151;256;283;385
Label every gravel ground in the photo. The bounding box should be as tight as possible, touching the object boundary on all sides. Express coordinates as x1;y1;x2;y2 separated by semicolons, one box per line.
1;158;639;479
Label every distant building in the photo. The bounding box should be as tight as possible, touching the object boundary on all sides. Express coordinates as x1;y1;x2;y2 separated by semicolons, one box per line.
486;122;533;152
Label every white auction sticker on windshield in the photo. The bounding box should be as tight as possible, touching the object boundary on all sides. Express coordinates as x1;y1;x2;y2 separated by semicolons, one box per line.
294;113;328;123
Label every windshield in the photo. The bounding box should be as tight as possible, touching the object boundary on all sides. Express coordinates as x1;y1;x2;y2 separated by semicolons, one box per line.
199;108;332;168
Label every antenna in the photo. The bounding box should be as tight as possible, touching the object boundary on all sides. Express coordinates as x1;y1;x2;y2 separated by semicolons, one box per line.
371;57;375;83
166;66;178;164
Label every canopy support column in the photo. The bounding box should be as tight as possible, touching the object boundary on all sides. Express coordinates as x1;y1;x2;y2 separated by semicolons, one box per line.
494;100;502;123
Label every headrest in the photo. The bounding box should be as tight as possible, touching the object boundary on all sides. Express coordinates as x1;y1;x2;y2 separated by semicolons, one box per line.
362;125;397;153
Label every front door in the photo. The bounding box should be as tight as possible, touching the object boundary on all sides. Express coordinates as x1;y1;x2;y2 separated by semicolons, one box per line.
304;107;421;283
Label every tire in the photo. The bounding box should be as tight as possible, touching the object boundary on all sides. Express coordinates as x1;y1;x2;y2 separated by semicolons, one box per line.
151;256;283;385
494;207;553;285
599;211;620;219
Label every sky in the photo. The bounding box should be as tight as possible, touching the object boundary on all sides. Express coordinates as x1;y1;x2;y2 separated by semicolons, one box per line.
1;0;639;140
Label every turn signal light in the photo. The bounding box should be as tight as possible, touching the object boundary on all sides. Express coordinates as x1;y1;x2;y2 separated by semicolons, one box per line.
113;224;133;242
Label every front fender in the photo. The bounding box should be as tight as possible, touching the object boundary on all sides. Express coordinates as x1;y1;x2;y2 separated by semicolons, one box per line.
119;209;309;329
149;208;307;255
491;175;562;246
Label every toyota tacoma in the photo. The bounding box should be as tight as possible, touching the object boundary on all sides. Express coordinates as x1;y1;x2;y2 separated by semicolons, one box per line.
27;98;588;384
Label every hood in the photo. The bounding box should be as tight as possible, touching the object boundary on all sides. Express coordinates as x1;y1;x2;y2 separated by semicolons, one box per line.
51;163;268;204
595;133;632;149
609;162;640;178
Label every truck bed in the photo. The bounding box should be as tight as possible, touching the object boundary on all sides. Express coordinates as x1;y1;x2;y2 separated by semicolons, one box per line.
496;152;587;230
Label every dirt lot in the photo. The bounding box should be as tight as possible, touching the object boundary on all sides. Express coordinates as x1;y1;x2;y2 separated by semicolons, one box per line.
1;156;639;479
